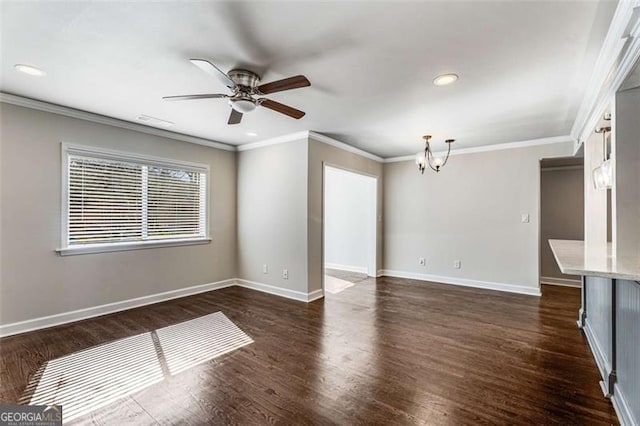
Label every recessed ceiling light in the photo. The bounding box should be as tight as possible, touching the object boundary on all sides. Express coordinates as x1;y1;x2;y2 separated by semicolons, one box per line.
136;115;174;128
433;73;458;86
14;64;46;77
246;132;258;137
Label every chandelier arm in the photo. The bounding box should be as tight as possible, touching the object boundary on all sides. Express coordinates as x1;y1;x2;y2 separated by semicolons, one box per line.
440;142;452;168
426;142;439;172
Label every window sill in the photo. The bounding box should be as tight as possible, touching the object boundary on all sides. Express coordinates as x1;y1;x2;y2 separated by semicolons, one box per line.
56;237;212;256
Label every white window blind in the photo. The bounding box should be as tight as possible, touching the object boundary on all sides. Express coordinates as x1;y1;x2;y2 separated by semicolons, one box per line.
64;145;208;249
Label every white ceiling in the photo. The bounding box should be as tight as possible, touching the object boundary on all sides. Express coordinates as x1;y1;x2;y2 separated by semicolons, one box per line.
0;1;617;157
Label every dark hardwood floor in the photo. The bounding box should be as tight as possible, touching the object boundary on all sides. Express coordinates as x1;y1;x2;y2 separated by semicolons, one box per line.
0;277;617;425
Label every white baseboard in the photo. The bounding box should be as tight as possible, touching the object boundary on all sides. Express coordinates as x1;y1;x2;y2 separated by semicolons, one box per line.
612;383;638;426
235;279;324;303
307;289;325;302
583;320;612;384
380;269;542;296
1;278;326;338
540;276;582;288
324;263;368;274
0;279;236;338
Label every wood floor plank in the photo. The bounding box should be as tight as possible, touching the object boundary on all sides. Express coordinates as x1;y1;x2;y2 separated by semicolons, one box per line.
0;277;618;425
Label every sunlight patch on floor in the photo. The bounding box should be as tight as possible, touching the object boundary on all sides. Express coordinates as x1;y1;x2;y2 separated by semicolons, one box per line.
21;312;252;421
324;275;355;294
157;311;254;375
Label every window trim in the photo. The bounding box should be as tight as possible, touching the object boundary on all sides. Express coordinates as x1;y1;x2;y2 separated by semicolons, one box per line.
58;143;211;256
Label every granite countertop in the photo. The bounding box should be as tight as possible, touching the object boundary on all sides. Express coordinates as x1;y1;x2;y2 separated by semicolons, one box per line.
549;239;640;281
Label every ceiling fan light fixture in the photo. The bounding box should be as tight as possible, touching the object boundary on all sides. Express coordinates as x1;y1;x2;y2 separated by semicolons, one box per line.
166;58;310;125
433;73;458;86
229;98;257;114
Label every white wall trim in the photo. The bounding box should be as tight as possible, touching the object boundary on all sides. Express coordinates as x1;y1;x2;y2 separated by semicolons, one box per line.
308;131;384;162
307;289;325;302
540;276;582;288
325;263;368;274
0;279;236;338
236;131;310;151
380;270;542;296
571;0;640;152
1;91;586;162
612;383;638;426
383;135;574;163
540;165;584;172
583;319;612;385
237;130;384;162
235;279;323;303
0;278;328;338
0;92;235;152
56;237;212;256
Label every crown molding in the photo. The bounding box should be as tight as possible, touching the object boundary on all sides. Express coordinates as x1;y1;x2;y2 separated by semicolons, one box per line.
0;92;236;152
571;1;640;153
235;131;310;151
0;91;583;162
237;130;384;162
383;135;574;163
308;131;384;162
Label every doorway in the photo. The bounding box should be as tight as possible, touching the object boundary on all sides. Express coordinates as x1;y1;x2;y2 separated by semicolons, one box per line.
539;157;584;288
322;165;377;296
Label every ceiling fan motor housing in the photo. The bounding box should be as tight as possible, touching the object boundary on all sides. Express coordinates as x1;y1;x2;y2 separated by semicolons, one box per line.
227;69;262;113
228;69;261;89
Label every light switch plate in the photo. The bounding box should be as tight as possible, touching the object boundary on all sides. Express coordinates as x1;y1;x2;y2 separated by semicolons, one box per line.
521;213;530;223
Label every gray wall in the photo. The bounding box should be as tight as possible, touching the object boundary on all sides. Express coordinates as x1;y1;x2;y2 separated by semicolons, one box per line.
584;277;640;426
616;279;640;425
585;276;613;375
0;104;237;325
236;139;309;292
324;166;376;273
383;142;574;291
308;138;384;293
614;86;640;257
540;166;584;281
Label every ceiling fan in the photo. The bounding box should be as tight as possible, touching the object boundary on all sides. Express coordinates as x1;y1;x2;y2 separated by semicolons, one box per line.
163;59;311;125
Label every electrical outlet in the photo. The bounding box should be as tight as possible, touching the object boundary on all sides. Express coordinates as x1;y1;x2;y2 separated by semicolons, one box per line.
454;260;461;269
282;269;289;279
418;257;426;266
262;264;268;274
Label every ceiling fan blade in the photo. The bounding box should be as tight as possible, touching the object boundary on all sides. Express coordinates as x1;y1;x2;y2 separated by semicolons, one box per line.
189;59;237;89
259;99;305;119
162;94;228;102
257;75;310;95
228;108;243;125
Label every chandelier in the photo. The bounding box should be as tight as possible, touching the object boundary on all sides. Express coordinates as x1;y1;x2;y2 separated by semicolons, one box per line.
415;135;455;174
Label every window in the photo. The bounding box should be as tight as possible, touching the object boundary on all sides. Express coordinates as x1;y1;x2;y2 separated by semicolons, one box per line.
59;144;209;255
